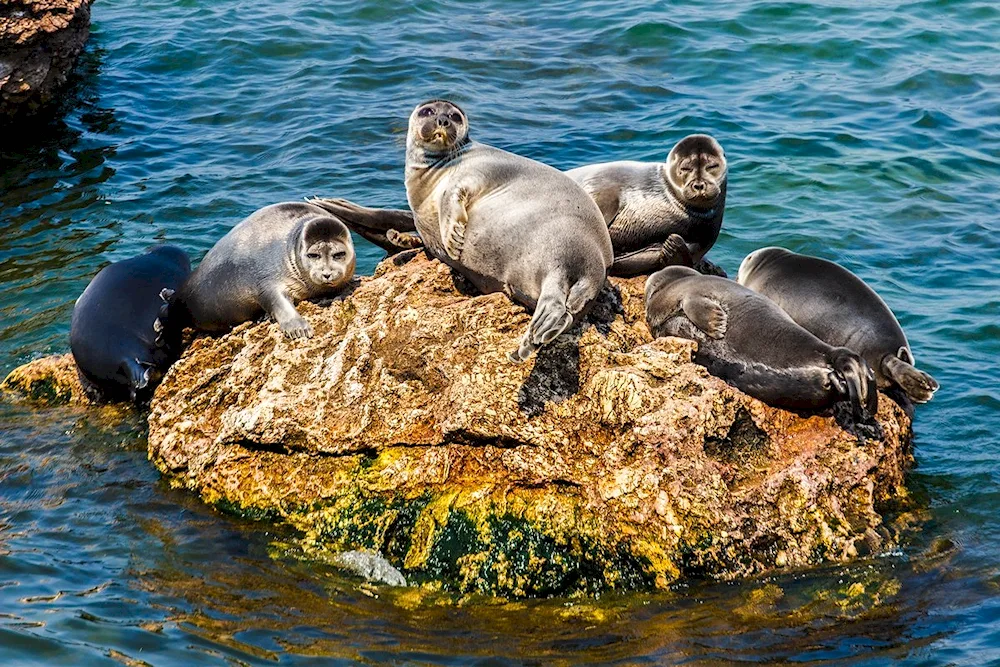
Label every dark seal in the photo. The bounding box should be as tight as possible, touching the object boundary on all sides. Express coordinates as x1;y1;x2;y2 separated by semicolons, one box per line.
69;245;191;403
646;265;877;421
738;247;938;403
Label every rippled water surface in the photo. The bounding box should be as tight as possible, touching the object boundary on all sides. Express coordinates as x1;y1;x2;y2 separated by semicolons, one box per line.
2;0;999;663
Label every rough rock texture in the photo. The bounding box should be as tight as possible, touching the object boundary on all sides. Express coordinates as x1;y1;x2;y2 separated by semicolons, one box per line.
1;353;88;404
0;0;93;122
144;251;914;598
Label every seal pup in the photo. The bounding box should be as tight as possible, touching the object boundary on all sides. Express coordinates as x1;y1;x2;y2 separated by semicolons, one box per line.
178;202;356;339
566;134;727;277
738;247;939;403
70;245;191;403
645;265;877;421
380;98;612;361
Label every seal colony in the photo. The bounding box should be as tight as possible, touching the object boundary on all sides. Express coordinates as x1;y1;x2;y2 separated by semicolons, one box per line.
59;97;937;419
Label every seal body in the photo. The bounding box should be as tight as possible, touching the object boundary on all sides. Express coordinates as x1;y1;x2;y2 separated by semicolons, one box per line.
69;245;191;403
567;134;727;277
645;266;877;419
402;99;613;361
737;247;938;403
178;202;356;339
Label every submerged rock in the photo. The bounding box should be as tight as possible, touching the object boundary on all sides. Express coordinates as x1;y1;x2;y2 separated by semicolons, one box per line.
332;549;408;587
0;0;93;123
1;353;88;404
141;251;913;598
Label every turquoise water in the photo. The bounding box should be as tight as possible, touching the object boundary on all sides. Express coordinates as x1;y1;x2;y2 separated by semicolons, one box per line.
2;0;999;663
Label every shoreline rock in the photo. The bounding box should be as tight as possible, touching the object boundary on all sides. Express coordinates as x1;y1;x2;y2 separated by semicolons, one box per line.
138;251;914;597
0;0;93;123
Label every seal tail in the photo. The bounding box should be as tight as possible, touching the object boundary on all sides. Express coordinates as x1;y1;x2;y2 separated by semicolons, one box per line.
508;275;574;363
829;347;878;423
882;348;938;403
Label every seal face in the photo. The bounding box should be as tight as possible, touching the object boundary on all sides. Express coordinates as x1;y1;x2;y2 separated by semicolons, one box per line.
69;245;191;403
738;247;939;403
403;98;614;361
566;134;727;277
178;202;356;339
645;265;877;421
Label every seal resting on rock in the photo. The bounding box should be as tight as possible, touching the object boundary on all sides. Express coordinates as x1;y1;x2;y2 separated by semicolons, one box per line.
566;134;727;277
645;265;877;421
320;99;613;361
738;247;939;403
177;202;355;339
69;245;191;403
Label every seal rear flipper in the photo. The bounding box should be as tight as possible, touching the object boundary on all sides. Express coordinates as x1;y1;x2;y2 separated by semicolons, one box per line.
882;349;939;403
307;197;417;233
509;277;574;363
680;295;727;339
829;347;877;422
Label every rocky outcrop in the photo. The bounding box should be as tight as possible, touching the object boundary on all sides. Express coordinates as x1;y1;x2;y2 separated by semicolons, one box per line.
139;251;913;598
1;352;88;403
0;0;93;122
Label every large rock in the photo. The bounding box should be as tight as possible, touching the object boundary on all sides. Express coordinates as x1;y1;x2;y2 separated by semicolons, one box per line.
0;0;93;122
144;251;914;597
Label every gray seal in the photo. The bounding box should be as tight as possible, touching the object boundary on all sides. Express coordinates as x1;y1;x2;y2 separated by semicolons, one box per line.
737;247;938;403
70;245;191;403
646;265;877;421
326;99;613;362
566;134;727;277
178;202;356;339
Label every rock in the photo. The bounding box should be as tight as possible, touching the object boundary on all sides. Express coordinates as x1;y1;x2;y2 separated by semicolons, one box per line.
141;250;914;598
1;353;88;404
331;549;408;587
0;0;93;123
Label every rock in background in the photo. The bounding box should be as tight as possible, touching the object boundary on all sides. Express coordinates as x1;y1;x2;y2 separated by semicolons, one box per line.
141;251;914;598
0;0;93;123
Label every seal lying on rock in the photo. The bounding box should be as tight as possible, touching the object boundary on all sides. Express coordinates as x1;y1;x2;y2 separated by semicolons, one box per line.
70;245;191;403
322;99;613;361
566;134;727;277
738;247;939;403
178;202;355;339
645;265;877;421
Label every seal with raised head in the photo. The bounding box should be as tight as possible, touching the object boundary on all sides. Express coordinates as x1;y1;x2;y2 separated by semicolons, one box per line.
70;245;191;403
645;265;877;421
738;247;939;403
566;134;727;277
178;202;356;339
346;98;613;361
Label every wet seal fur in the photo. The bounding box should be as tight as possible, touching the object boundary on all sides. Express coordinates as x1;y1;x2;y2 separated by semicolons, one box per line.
328;99;613;361
566;134;727;277
645;265;877;421
738;247;938;404
69;245;191;403
178;202;356;339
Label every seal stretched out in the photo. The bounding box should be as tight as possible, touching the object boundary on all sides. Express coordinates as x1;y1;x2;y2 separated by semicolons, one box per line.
70;245;191;403
645;266;877;421
321;99;613;361
738;247;938;403
178;202;356;339
566;134;727;277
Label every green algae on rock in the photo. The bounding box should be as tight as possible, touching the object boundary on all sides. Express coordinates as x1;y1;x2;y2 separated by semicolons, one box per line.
140;251;914;597
1;353;88;404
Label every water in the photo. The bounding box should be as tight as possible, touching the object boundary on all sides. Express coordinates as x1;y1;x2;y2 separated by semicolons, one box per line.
1;0;998;663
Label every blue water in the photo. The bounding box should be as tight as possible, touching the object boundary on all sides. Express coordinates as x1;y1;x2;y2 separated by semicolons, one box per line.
2;0;999;663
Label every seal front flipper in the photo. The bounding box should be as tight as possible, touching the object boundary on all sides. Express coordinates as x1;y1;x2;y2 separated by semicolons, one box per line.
661;234;695;268
882;347;938;403
260;289;313;340
439;184;475;260
829;347;877;422
509;274;575;363
680;294;727;339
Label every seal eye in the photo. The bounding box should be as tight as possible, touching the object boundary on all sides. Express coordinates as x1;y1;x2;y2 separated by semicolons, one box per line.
333;251;347;261
306;252;321;260
449;112;462;123
679;165;694;175
418;107;435;117
706;163;720;171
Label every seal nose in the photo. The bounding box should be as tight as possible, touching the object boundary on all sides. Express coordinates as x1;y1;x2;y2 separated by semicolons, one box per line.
436;116;450;127
691;180;706;193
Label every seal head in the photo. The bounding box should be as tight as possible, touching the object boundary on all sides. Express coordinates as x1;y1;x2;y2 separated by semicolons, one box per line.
665;134;727;210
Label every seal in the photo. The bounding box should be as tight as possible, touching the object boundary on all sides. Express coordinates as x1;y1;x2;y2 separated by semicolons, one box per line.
378;98;612;361
737;247;939;403
645;265;877;421
178;202;356;339
69;245;191;403
566;134;727;277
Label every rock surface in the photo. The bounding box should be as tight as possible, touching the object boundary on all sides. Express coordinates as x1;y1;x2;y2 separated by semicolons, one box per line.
0;0;93;122
1;353;88;404
139;251;913;597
